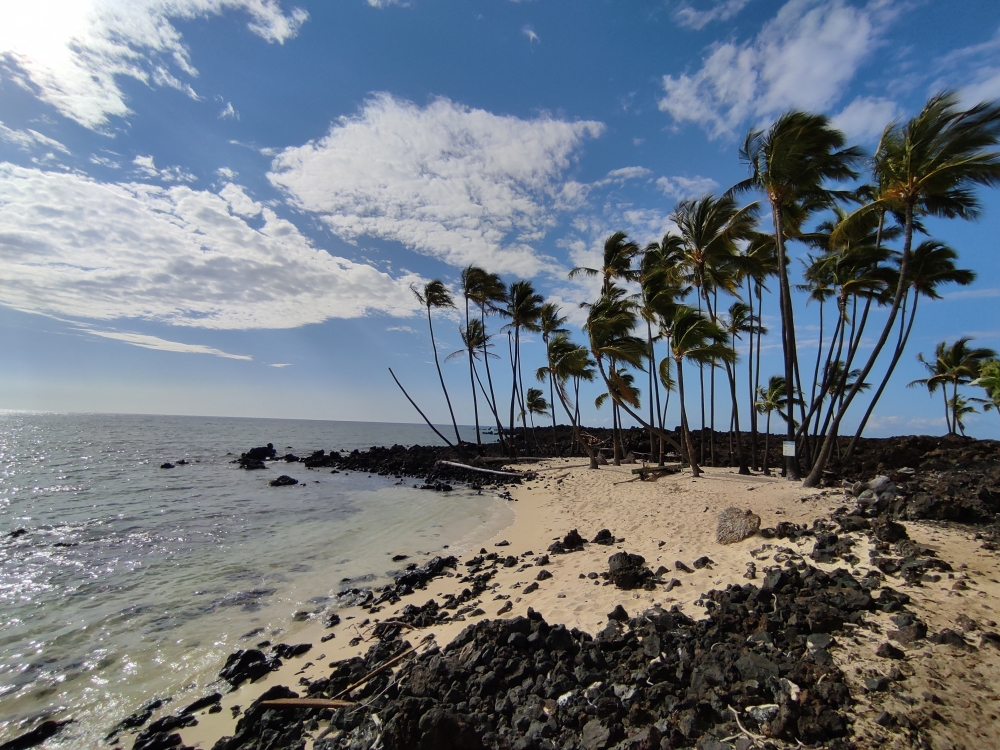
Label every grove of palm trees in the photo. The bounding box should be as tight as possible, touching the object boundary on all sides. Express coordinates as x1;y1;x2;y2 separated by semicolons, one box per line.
394;91;1000;486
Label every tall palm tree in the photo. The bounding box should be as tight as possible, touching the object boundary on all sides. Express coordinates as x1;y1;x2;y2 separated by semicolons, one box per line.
460;266;489;445
538;302;568;450
411;280;462;444
465;270;509;449
732;111;863;479
541;333;599;467
503;280;544;450
720;301;759;474
666;305;736;477
846;240;975;456
672;193;758;466
584;286;691;472
807;92;1000;486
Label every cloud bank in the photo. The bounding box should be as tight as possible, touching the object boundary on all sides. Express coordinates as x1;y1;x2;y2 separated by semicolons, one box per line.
269;94;604;277
0;164;420;329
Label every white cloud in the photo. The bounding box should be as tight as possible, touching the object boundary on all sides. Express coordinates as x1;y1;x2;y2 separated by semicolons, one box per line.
269;362;291;367
523;26;540;44
386;325;417;333
216;166;236;179
944;287;1000;302
0;163;422;329
90;153;121;168
218;182;262;217
659;0;898;138
366;0;403;6
598;166;651;185
675;0;755;30
934;27;1000;106
0;1;308;130
831;95;900;141
0;121;70;154
132;154;197;183
269;94;604;277
655;174;718;200
78;328;252;359
220;102;240;120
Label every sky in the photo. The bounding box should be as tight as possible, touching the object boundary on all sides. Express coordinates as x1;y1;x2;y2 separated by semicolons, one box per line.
2;0;1000;439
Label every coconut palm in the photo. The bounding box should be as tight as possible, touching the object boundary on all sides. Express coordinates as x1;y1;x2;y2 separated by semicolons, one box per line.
411;280;462;444
502;280;544;450
538;302;569;450
459;266;489;445
719;301;760;474
972;359;1000;426
584;287;690;472
755;375;793;476
666;305;736;477
541;333;600;467
807;92;1000;485
569;231;640;294
465;269;509;449
950;394;980;436
672;193;758;466
846;240;975;456
732;111;864;479
909;338;997;434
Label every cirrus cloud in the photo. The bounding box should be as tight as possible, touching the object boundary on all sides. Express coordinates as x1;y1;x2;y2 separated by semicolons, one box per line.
268;94;605;277
0;163;421;329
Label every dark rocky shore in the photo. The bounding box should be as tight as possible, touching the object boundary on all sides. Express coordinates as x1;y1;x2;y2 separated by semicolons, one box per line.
69;433;1000;750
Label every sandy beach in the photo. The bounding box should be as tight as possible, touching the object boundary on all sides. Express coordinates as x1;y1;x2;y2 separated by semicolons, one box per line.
139;459;1000;750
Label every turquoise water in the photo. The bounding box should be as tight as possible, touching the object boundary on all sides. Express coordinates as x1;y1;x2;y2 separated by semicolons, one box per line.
0;413;510;747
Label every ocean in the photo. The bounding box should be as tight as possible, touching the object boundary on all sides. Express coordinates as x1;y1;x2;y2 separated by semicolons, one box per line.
0;412;510;747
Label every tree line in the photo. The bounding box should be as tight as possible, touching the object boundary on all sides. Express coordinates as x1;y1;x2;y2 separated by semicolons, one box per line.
391;92;1000;485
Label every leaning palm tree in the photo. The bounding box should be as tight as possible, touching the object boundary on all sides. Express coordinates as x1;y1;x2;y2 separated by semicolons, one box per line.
459;266;489;445
541;333;600;467
466;270;510;450
806;92;1000;486
538;302;568;450
732;111;863;479
411;280;462;444
667;305;736;477
846;240;975;456
909;338;996;434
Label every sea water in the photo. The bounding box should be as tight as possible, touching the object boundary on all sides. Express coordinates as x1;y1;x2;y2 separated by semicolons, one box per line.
0;413;510;747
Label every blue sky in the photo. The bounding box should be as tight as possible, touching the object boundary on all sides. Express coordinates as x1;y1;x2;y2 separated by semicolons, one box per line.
2;0;1000;439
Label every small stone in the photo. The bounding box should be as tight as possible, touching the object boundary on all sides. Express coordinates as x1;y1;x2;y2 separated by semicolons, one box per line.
607;604;629;622
675;560;694;573
497;601;513;616
692;556;714;569
523;582;539;594
535;569;553;581
876;642;905;660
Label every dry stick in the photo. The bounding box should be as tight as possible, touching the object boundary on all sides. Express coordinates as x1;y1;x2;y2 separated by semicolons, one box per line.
331;637;431;700
260;698;356;709
388;368;456;449
728;706;765;740
436;460;523;477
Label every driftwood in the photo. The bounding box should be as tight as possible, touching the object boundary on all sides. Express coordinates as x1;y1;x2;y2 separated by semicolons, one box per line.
260;698;355;709
331;641;425;700
436;461;523;478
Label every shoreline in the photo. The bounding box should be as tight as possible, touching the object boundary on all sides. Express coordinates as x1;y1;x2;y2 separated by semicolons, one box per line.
95;442;1000;749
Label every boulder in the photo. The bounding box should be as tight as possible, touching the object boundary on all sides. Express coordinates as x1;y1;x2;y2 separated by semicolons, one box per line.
715;507;761;544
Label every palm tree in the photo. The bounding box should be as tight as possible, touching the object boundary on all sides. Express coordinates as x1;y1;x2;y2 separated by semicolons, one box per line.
732;111;864;479
466;270;510;450
538;302;568;451
459;266;489;446
411;280;462;444
972;359;1000;426
541;333;600;467
522;387;549;450
672;193;758;466
503;280;544;451
755;375;792;476
584;286;691;472
846;240;975;456
909;338;997;434
720;301;760;474
807;92;1000;486
666;305;736;477
569;231;640;294
949;394;979;436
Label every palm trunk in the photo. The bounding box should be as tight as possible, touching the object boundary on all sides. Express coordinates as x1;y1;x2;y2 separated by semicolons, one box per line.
747;279;758;470
427;305;462;445
465;297;482;447
479;306;507;452
724;357;750;474
772;203;800;480
943;388;952;434
846;289;917;459
553;372;599;469
805;205;913;487
675;358;701;477
762;411;772;475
